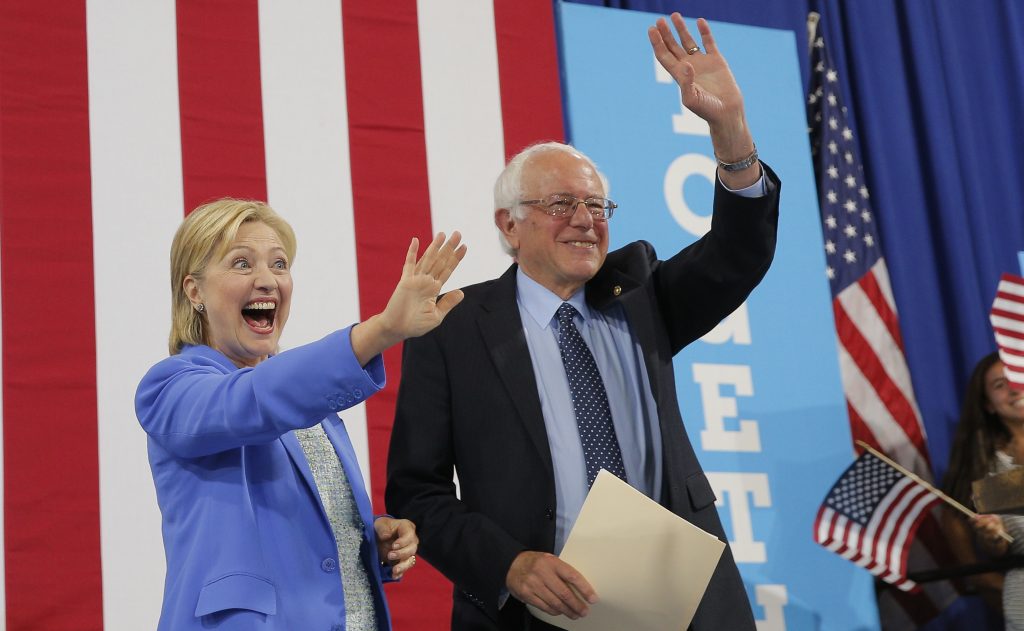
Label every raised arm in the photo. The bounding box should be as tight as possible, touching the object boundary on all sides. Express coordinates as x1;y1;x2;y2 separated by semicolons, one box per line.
648;13;761;190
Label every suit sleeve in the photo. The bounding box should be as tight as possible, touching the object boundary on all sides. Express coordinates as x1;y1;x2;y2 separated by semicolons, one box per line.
653;162;781;353
386;330;525;616
135;327;385;458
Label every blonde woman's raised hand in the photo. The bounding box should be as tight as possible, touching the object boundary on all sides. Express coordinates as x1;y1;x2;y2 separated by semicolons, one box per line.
351;232;467;365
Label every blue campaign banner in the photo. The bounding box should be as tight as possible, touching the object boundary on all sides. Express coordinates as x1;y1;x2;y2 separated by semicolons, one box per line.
558;4;878;630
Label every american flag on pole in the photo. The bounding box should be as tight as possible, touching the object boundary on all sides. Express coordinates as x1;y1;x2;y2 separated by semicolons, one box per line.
806;21;957;627
990;273;1024;390
814;452;940;592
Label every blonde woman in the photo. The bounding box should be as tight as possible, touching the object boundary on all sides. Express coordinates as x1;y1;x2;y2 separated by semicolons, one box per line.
136;199;465;630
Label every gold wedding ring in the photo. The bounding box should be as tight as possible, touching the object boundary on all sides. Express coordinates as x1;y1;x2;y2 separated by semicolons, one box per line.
686;45;700;55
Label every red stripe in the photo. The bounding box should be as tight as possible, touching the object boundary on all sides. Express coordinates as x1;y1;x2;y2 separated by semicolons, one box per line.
835;521;860;560
823;514;858;561
997;348;1024;363
858;269;904;351
812;506;830;544
493;0;565;158
991;308;1024;325
995;290;1024;306
0;1;104;628
993;326;1024;341
176;0;267;211
998;272;1024;289
833;300;929;458
340;1;450;627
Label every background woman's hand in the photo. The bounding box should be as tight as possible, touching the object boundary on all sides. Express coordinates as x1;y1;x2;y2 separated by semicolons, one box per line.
971;513;1010;554
374;516;418;579
351;231;467;365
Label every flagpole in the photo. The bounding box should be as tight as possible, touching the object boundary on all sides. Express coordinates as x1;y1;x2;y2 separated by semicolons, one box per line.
806;12;819;52
856;440;1014;543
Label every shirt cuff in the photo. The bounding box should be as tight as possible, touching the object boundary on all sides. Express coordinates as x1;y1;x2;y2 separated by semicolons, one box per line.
719;172;767;198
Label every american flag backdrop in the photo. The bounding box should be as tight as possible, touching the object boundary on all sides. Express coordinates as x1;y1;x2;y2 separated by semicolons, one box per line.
813;452;941;592
990;272;1024;390
806;27;957;629
0;1;565;629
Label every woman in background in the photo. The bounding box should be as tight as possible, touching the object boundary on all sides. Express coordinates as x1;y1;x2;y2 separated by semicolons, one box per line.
136;198;466;630
942;352;1024;629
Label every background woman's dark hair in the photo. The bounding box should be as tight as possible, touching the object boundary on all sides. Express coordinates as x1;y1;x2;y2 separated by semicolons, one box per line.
941;352;1011;508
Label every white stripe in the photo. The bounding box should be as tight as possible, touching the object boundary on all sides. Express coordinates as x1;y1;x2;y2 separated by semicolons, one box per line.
994;296;1024;316
992;314;1024;334
257;0;372;487
996;331;1024;352
418;0;511;290
839;522;861;561
86;1;182;627
999;350;1024;369
870;258;898;314
999;278;1024;298
837;346;930;476
825;514;847;552
853;556;885;576
1002;363;1024;383
837;280;925;440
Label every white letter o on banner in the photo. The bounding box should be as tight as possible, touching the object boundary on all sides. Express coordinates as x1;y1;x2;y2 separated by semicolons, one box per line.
664;153;717;237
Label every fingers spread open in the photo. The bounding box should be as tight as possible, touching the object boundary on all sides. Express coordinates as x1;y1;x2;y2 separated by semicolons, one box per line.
415;231;447;275
420;231;465;281
655;16;685;59
433;231;466;284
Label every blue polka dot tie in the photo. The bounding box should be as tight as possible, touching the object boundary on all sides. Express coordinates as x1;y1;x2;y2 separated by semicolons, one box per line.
556;302;626;487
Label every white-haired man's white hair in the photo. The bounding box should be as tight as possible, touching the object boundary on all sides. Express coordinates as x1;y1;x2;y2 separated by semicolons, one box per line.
493;141;610;257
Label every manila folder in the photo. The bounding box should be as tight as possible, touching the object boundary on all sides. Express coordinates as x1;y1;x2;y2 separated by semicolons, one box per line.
529;470;725;631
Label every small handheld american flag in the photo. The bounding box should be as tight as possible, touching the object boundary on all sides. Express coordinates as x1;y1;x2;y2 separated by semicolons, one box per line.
813;451;940;591
990;272;1024;391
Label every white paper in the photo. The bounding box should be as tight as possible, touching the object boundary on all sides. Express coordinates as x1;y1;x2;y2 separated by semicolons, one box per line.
529;470;726;631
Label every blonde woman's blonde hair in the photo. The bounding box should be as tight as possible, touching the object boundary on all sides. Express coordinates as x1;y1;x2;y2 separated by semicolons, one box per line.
168;198;297;355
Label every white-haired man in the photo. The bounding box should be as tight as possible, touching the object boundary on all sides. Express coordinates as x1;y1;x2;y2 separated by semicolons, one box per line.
387;13;779;631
